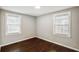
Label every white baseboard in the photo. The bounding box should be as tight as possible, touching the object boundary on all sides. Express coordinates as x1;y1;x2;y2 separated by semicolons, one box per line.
37;36;79;51
0;37;34;47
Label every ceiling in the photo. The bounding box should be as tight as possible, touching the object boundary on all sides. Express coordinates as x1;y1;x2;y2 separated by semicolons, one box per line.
0;6;74;16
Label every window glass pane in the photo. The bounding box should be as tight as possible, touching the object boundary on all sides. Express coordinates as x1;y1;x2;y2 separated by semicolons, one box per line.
7;24;20;33
55;15;69;25
7;15;21;24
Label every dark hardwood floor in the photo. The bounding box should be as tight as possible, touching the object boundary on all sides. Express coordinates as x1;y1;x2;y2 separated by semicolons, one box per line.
1;37;77;52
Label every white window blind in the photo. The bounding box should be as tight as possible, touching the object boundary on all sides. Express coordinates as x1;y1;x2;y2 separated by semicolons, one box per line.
53;11;71;37
6;13;21;34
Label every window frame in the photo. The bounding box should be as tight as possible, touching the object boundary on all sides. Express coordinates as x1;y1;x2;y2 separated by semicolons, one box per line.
53;11;71;37
5;13;22;35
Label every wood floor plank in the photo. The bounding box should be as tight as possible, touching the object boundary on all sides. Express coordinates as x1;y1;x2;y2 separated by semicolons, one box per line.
1;37;77;52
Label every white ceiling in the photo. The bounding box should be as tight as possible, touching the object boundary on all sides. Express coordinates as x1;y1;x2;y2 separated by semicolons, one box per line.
0;6;74;16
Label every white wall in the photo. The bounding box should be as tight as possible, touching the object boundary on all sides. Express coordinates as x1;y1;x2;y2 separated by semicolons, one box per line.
36;7;79;50
0;10;36;45
0;9;1;45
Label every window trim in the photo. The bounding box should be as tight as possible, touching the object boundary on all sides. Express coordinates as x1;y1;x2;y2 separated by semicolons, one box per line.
5;13;22;35
53;11;71;37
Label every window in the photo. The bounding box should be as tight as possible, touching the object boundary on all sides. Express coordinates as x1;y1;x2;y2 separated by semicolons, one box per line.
53;11;71;37
5;13;21;34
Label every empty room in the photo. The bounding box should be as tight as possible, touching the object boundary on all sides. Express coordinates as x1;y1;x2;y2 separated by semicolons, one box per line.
0;6;79;52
